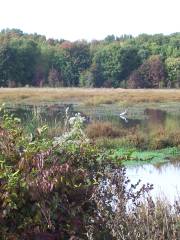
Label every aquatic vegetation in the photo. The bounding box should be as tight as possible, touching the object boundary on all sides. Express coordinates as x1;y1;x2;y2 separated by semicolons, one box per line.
112;147;180;166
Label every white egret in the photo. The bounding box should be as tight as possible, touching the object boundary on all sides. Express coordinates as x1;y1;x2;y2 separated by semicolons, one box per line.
119;109;128;123
119;109;127;116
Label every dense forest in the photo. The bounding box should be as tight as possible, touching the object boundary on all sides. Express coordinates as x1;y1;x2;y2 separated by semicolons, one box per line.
0;28;180;88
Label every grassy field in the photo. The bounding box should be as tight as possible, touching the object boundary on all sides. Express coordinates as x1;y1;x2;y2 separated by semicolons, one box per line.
1;88;180;105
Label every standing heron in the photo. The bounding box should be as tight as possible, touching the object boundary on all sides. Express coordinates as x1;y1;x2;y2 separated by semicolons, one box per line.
119;109;128;123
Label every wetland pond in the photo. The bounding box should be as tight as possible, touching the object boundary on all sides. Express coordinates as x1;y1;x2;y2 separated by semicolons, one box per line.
126;161;180;204
5;102;180;203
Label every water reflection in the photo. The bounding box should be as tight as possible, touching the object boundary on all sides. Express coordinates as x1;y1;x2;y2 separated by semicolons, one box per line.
4;104;74;130
3;104;180;141
126;162;180;203
3;103;180;130
144;108;167;125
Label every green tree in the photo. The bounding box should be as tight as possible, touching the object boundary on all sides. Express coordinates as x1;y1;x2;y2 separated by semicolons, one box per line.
92;43;141;87
79;69;94;87
0;43;11;86
60;41;91;86
104;34;116;43
165;57;180;87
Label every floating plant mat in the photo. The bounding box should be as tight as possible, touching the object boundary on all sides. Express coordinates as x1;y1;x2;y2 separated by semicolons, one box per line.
112;147;180;167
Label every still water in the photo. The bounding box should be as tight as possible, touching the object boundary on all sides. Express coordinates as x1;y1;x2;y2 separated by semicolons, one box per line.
4;102;180;131
126;162;180;203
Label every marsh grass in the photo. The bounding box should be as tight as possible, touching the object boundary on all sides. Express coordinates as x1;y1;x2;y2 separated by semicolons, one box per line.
87;121;180;151
87;123;147;150
148;129;180;150
122;199;180;239
13;108;180;151
21;110;180;151
85;121;125;138
1;88;180;105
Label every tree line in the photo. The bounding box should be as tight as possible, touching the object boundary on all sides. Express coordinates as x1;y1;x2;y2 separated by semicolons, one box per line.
0;29;180;88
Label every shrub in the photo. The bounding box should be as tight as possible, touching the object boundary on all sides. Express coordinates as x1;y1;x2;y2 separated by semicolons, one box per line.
0;108;109;239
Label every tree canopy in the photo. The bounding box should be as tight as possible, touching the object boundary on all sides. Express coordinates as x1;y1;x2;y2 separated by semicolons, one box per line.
0;29;180;88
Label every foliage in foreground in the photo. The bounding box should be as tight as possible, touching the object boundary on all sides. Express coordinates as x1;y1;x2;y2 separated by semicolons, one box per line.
1;108;180;239
0;109;103;239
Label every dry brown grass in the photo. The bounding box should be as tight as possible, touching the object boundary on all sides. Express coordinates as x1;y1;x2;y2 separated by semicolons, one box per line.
87;122;180;150
85;121;124;138
1;88;180;105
